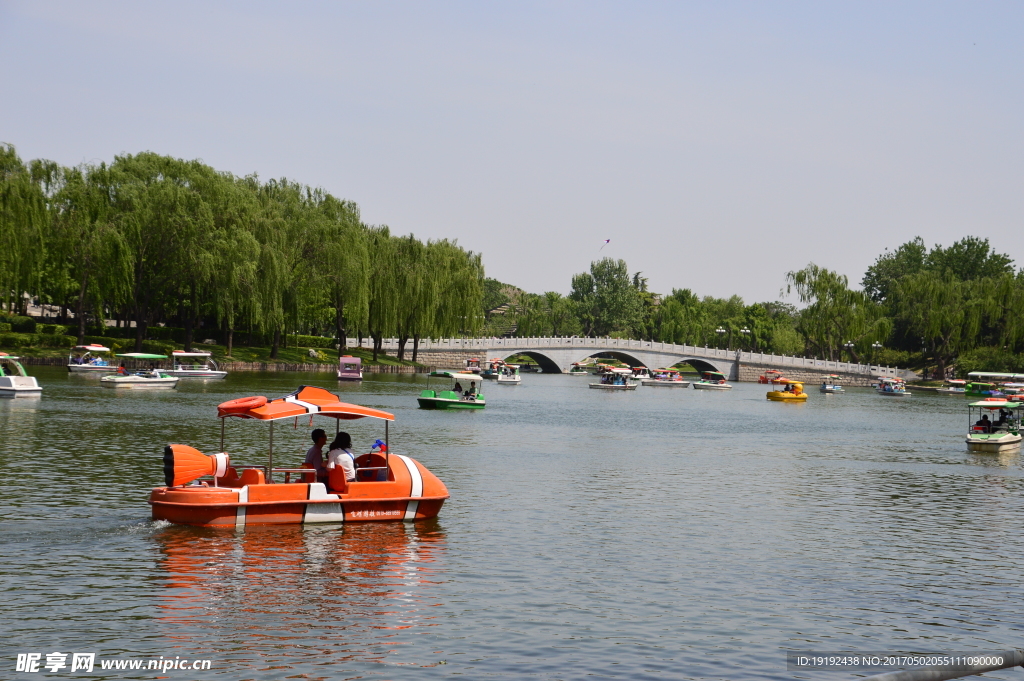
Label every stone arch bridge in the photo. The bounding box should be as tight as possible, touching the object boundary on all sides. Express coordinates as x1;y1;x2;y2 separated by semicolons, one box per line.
369;337;905;385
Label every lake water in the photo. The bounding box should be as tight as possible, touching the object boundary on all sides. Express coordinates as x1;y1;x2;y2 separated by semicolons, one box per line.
2;368;1022;680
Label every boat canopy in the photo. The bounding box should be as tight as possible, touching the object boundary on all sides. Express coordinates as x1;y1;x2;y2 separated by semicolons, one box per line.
827;374;840;378
968;399;1023;409
430;370;478;379
72;344;111;352
117;353;168;359
0;354;21;360
967;371;1024;381
702;371;726;378
946;379;967;385
172;351;212;358
219;385;394;421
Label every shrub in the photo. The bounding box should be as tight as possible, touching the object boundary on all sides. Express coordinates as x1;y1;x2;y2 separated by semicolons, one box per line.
0;332;26;348
956;347;1024;377
9;316;36;333
0;323;10;333
39;323;70;335
293;334;336;349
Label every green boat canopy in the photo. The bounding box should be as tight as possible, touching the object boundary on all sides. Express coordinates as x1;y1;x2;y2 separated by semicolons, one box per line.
116;353;168;359
968;400;1022;409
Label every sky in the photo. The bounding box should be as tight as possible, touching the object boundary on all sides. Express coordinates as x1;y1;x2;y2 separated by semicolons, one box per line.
2;1;1022;303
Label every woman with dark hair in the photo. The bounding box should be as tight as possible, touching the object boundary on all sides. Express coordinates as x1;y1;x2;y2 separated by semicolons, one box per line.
327;431;357;483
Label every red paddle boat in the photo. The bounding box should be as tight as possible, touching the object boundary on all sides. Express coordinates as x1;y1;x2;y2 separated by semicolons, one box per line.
150;386;449;527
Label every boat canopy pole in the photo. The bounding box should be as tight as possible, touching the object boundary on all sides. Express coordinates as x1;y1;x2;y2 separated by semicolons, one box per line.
269;421;274;483
385;420;390;475
220;418;225;451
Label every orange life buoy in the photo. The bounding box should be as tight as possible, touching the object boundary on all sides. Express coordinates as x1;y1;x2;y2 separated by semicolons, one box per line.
217;396;267;415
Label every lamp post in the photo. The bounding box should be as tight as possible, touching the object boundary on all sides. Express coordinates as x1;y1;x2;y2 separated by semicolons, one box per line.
871;342;882;366
740;327;751;351
716;327;726;349
843;341;855;362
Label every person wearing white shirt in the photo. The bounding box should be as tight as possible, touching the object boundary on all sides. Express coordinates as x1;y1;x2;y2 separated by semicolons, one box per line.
326;431;357;482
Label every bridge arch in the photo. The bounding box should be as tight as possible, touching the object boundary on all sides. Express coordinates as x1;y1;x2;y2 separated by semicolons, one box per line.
496;351;562;374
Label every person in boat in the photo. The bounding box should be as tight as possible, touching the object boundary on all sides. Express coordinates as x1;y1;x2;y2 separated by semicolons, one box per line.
465;381;477;398
454;380;463;394
147;364;161;378
993;410;1009;430
117;363;129;376
326;431;357;483
303;429;328;483
974;415;992;433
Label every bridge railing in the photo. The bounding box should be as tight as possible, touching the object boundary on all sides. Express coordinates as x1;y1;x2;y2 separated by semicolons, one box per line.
351;337;899;377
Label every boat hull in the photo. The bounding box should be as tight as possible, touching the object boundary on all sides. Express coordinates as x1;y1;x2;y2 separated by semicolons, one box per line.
67;364;116;373
767;391;808;401
101;376;179;388
417;397;486;409
875;389;911;396
966;434;1022;453
164;369;227;379
692;382;731;390
496;376;521;384
589;382;637;390
819;386;845;393
150;456;449;527
640;379;690;387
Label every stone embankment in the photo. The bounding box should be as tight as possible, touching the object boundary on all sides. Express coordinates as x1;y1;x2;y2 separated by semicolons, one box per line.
736;361;876;387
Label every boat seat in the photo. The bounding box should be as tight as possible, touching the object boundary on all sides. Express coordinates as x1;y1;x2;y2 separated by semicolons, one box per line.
327;466;349;494
300;462;316;484
239;468;265;486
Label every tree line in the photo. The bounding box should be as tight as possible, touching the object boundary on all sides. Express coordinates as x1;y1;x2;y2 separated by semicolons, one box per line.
0;144;483;360
485;237;1023;377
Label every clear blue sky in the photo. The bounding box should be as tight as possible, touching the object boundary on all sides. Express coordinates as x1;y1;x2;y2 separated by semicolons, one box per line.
2;1;1021;302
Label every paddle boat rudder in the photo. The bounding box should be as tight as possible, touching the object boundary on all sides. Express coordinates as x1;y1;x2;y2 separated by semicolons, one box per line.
150;385;449;527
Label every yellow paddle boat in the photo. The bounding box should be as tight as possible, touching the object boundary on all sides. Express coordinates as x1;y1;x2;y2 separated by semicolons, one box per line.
767;379;808;402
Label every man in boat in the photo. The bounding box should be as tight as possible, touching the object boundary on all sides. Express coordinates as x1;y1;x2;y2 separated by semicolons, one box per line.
303;429;328;483
117;363;129;376
974;415;992;433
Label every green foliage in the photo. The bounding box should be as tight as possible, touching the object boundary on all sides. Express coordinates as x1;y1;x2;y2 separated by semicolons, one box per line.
0;145;483;361
955;347;1024;376
8;315;36;332
569;258;644;336
0;322;10;332
786;263;890;361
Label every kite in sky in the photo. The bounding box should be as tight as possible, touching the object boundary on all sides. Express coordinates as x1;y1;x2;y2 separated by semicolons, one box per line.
599;239;610;251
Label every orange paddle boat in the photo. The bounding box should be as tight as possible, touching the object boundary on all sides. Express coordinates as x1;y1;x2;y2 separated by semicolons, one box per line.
149;386;450;528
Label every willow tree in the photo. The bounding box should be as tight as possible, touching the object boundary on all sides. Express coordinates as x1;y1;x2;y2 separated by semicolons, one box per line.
430;239;484;342
392;234;427;360
309;195;368;355
48;163;130;343
365;227;399;360
786;263;890;361
0;144;48;314
895;270;989;377
110;154;214;351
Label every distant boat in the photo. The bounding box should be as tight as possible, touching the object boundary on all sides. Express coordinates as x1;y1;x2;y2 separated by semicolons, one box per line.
67;345;116;374
337;355;363;381
692;371;732;390
0;353;42;396
166;351;227;379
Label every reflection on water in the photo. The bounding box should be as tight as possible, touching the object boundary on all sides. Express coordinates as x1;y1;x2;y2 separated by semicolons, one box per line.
3;367;1024;680
153;522;446;674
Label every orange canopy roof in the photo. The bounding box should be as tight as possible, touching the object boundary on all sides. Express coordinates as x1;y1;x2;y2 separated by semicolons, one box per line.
219;385;395;421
